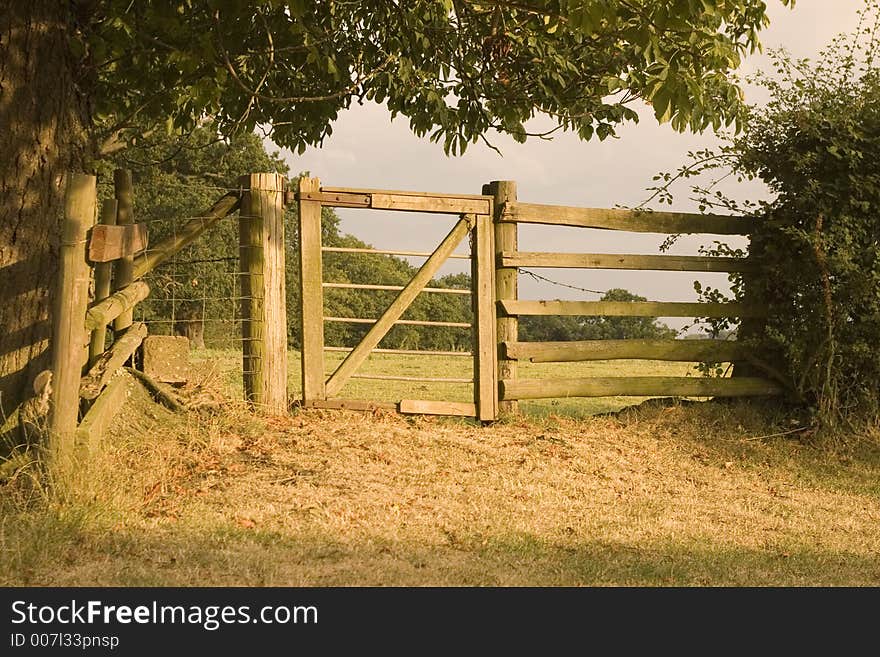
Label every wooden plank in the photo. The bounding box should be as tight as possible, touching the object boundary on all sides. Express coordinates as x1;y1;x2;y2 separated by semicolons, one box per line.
399;399;478;417
48;173;96;470
323;282;471;295
298;177;326;403
370;193;491;215
348;374;472;383
88;223;148;262
324;346;473;357
113;169;135;332
84;281;150;332
502;339;748;363
473;212;498;421
499;299;766;318
297;191;371;207
74;370;136;453
500;251;757;273
88;199;117;367
321;246;470;260
500;376;783;400
239;173;288;414
322;186;491;201
324;317;472;328
501;202;752;235
488;181;519;415
303;399;398;412
80;322;148;400
132;192;241;279
324;216;472;398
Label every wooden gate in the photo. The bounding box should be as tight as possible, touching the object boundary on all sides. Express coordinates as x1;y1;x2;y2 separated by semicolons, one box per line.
296;178;498;421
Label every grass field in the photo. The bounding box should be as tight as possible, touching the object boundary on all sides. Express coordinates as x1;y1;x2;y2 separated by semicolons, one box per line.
2;350;879;586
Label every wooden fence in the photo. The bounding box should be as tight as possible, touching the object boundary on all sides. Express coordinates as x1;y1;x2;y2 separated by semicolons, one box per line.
488;182;782;414
46;170;284;464
43;171;782;463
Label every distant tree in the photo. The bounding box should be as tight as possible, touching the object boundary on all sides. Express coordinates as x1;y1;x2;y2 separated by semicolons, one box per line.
520;288;675;341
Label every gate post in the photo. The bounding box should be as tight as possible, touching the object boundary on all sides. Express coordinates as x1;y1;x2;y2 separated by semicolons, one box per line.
48;173;96;470
485;180;518;415
472;212;498;421
297;177;326;404
238;173;288;414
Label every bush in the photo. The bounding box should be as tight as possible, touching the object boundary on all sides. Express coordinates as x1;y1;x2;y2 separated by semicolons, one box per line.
654;1;880;429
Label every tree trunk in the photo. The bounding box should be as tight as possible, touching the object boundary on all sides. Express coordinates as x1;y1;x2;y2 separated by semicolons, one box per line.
0;2;90;416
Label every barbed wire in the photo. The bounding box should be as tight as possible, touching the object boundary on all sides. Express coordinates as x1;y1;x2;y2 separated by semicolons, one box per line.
519;268;608;297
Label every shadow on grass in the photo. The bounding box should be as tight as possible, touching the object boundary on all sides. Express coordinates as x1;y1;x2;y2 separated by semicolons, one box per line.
4;515;879;587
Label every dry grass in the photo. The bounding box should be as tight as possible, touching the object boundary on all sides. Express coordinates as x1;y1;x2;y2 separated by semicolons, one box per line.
2;353;880;586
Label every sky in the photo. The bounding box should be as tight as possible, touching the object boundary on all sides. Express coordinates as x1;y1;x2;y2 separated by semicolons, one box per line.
274;1;866;330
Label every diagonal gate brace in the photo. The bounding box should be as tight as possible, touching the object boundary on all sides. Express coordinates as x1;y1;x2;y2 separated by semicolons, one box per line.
324;215;474;397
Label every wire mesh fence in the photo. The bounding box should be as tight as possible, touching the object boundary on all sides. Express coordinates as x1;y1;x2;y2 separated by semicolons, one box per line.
96;177;254;395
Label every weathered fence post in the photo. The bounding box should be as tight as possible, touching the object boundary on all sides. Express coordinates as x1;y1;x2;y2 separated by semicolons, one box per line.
297;177;326;404
486;180;518;415
472;212;498;421
48;173;96;468
112;169;135;333
88;199;118;367
238;173;289;414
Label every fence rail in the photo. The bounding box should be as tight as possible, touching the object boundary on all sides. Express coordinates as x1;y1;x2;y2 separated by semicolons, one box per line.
500;201;754;234
500;376;783;400
323;282;471;294
498;299;767;318
501;339;749;363
499;251;757;273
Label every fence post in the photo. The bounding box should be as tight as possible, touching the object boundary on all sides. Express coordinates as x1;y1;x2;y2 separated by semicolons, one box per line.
88;199;118;367
238;173;289;414
486;180;518;415
48;173;96;469
472;212;498;421
112;169;134;333
297;177;326;404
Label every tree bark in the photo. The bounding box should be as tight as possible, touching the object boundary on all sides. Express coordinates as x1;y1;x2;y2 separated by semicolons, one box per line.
0;1;90;415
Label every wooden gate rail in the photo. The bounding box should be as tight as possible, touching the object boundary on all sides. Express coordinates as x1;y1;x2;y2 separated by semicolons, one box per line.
324;316;472;328
322;246;471;260
348;374;473;383
324;346;473;357
323;282;471;294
